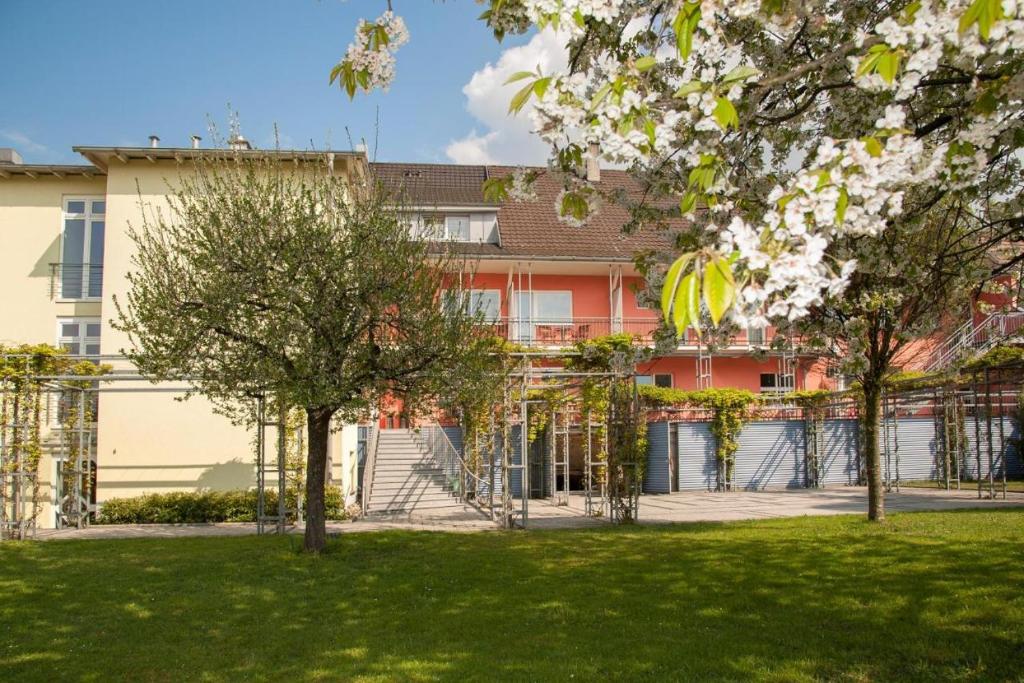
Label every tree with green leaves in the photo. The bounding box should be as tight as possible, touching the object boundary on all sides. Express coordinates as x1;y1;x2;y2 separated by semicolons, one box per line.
114;153;482;552
788;200;996;519
333;0;1023;520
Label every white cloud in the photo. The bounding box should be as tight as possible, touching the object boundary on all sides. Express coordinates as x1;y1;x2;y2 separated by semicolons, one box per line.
0;129;51;156
446;30;568;165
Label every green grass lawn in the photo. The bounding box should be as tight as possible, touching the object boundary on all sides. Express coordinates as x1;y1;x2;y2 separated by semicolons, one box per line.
3;511;1024;682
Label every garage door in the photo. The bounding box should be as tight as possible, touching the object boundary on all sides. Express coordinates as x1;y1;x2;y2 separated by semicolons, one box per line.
882;418;937;481
733;421;805;490
676;422;716;490
645;422;671;493
821;419;859;486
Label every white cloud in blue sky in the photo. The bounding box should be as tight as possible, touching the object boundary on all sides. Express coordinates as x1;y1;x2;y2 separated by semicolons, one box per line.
446;30;567;165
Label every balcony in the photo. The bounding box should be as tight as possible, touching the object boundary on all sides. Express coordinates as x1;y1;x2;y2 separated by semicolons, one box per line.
49;263;103;300
482;317;779;349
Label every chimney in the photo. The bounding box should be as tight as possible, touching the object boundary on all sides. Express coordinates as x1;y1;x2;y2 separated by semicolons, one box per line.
190;135;202;149
149;135;160;148
586;143;600;182
0;148;23;165
228;134;251;151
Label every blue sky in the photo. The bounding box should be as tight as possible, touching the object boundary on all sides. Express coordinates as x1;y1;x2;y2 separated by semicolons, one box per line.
0;0;558;165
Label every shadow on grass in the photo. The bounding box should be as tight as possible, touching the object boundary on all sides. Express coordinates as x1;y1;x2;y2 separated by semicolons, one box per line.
2;509;1023;681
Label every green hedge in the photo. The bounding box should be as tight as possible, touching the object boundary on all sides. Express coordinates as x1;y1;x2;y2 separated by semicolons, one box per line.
96;487;347;525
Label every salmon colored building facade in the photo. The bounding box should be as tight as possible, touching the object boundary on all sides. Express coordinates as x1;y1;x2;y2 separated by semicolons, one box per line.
373;161;834;400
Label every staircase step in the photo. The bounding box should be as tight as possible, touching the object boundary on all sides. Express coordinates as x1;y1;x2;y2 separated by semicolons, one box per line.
370;498;461;510
373;464;444;473
368;498;465;513
368;483;448;493
370;473;446;483
373;455;435;462
365;429;469;515
375;460;432;466
371;492;458;504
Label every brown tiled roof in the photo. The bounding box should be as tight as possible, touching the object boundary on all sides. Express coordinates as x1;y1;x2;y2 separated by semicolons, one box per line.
371;162;679;261
371;162;492;206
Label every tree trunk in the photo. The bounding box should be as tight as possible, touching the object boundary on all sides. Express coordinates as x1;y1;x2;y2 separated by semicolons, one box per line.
304;407;334;553
861;380;885;522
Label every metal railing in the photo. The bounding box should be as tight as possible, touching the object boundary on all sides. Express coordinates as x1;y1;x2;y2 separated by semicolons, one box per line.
413;425;491;511
360;426;379;513
413;425;465;498
927;312;1024;371
479;317;778;348
49;263;103;300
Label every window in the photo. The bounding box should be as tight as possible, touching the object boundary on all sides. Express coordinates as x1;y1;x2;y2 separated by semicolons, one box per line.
748;327;766;345
531;291;572;322
446;215;470;241
636;373;673;387
61;197;105;299
760;372;793;394
514;291;572;342
441;289;501;322
406;213;469;240
406;212;497;242
57;318;101;357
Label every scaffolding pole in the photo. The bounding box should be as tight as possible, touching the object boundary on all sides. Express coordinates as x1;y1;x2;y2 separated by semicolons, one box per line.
255;395;288;535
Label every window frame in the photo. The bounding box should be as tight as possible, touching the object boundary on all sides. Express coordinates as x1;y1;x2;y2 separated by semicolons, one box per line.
56;317;101;358
445;214;471;241
512;290;573;343
636;373;673;387
60;196;105;301
441;288;502;322
759;372;793;394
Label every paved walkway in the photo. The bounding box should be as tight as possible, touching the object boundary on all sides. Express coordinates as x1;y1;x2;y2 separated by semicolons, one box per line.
31;486;1024;540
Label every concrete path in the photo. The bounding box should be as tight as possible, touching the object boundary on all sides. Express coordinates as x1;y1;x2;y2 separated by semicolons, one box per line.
30;486;1024;540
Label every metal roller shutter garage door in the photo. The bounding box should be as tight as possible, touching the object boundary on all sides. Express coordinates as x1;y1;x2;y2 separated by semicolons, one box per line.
645;422;671;493
883;418;937;481
821;419;859;486
676;422;716;490
733;421;805;490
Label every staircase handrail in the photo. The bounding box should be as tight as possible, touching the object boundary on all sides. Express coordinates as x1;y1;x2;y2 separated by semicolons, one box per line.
413;425;462;499
927;311;1024;371
361;426;379;513
413;425;488;503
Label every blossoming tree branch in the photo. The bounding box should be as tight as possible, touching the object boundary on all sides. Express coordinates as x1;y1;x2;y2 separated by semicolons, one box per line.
333;0;1021;338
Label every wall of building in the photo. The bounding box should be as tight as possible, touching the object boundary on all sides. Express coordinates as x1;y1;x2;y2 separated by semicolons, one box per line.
93;160;257;503
638;354;831;392
464;271;628;321
0;174;107;345
0;173;109;528
88;159;360;514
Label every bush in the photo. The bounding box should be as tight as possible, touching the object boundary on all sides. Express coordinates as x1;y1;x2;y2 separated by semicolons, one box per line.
97;487;347;525
963;345;1024;371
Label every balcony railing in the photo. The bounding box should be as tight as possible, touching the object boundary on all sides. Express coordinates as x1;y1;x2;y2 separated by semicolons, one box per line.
480;317;778;348
49;263;103;300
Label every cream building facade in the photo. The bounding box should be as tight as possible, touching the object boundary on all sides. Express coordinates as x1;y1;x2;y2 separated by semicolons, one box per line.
0;143;367;528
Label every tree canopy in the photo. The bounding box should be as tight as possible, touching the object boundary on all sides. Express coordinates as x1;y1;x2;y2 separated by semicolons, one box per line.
115;153;484;550
331;0;1024;520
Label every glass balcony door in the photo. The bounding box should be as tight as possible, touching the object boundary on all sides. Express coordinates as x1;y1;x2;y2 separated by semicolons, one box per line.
514;291;572;344
61;198;105;299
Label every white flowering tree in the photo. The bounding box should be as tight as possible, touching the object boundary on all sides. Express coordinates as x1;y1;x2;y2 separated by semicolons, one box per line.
333;0;1023;519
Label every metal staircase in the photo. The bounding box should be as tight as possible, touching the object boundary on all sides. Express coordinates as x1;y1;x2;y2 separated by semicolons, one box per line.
926;312;1024;372
363;428;479;517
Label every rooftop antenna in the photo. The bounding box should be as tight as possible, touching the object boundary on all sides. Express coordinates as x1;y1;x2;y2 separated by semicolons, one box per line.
373;105;380;162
